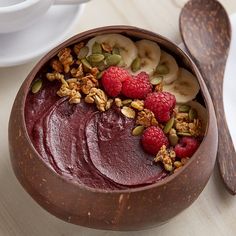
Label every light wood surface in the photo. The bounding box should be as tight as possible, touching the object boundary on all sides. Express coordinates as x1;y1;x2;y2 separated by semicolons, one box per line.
0;0;236;235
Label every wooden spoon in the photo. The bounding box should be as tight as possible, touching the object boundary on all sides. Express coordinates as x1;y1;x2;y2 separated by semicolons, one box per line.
179;0;235;194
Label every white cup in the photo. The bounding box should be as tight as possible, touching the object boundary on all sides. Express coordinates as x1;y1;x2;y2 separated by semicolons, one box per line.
0;0;90;34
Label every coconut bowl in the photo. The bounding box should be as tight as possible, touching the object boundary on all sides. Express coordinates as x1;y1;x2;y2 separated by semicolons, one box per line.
8;26;218;231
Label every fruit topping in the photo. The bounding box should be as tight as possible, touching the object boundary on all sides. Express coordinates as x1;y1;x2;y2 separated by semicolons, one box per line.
122;72;152;99
132;39;161;75
141;126;169;155
101;66;132;97
155;51;179;84
86;34;138;68
144;92;176;123
163;68;200;103
174;137;200;159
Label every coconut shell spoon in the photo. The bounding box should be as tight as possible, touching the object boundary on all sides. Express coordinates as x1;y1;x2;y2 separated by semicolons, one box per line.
179;0;236;194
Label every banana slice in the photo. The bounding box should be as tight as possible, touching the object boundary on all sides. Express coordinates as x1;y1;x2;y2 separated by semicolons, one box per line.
86;34;138;68
187;101;208;134
158;51;179;84
131;39;161;75
163;68;200;103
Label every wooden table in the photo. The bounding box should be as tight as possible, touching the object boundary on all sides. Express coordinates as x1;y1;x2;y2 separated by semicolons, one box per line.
0;0;236;235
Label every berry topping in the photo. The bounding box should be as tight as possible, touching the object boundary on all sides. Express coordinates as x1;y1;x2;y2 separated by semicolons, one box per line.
174;137;200;158
122;72;152;99
102;75;122;97
144;92;176;123
101;66;131;97
141;126;169;155
103;66;131;82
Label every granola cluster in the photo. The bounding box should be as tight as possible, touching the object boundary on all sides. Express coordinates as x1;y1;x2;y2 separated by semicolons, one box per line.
154;145;189;172
175;108;203;137
136;109;158;127
85;88;113;112
45;46;103;107
58;48;74;73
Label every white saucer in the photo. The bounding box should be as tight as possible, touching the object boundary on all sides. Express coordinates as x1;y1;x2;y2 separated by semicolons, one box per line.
0;4;84;67
223;13;236;148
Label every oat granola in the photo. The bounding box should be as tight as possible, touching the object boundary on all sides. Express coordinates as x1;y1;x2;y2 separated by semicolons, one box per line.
58;48;74;73
136;109;158;127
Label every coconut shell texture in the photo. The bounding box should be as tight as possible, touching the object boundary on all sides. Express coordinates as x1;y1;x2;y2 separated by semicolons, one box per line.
8;26;218;230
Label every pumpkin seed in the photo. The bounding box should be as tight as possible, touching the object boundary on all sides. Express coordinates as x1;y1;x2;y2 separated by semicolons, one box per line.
156;64;170;75
179;104;191;113
112;47;120;55
168;133;179;146
31;79;42;94
96;60;107;71
77;46;89;59
92;42;102;54
121;106;136;119
132;125;145;136
118;58;126;67
164;117;175;134
164;164;173;172
150;76;163;85
81;58;92;71
189;108;197;121
87;54;104;64
103;52;112;58
122;99;132;105
177;132;192;137
105;54;121;66
97;71;104;79
131;57;141;72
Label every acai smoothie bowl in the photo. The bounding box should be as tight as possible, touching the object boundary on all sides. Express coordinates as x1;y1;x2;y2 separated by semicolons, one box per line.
8;26;218;231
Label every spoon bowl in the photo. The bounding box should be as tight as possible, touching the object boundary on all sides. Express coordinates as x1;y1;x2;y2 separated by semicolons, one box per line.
180;0;230;62
180;0;236;194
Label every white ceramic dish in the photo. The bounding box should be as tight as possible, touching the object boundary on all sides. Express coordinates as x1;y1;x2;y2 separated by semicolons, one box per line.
0;4;84;67
0;0;89;34
0;0;54;33
223;13;236;148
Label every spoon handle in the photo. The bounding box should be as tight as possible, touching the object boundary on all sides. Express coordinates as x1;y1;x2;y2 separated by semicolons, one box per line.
196;62;236;195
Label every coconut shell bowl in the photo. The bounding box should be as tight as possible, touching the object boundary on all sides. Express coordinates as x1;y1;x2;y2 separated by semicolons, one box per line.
8;26;218;231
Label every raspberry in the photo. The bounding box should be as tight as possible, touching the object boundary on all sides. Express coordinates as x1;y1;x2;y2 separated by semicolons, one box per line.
122;72;152;99
144;92;176;123
102;76;122;97
101;66;131;97
141;126;169;155
174;137;199;158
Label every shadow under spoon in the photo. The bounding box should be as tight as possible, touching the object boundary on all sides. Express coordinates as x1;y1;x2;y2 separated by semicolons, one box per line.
179;0;236;194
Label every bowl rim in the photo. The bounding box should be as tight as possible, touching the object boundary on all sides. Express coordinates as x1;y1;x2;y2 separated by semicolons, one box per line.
19;25;211;194
0;0;42;13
